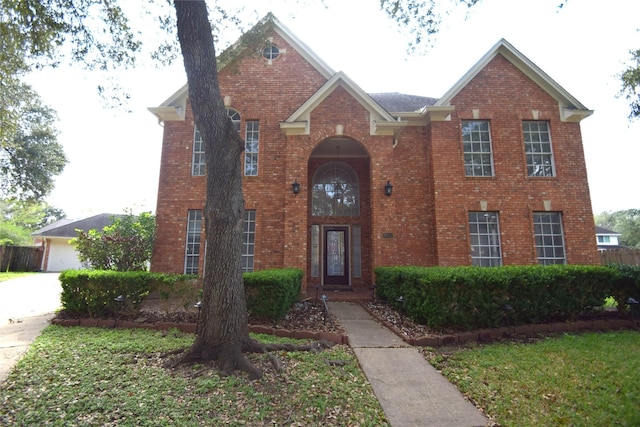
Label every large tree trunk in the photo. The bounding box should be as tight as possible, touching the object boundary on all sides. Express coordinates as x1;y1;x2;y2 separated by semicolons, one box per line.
173;0;258;378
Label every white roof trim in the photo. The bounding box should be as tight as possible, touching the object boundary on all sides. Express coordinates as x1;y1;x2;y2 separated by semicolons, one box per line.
148;15;335;123
435;39;592;122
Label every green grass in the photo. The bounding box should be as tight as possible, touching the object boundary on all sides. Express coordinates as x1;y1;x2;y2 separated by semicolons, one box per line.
0;326;388;426
432;330;640;426
0;272;36;282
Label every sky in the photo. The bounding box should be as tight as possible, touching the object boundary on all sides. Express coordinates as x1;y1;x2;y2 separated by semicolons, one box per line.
25;0;640;219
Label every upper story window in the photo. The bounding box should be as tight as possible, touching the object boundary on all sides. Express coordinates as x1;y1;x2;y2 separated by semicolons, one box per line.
468;211;502;267
523;121;555;177
533;212;566;265
192;128;205;176
312;161;360;216
262;44;279;61
244;121;259;176
192;108;241;176
462;121;494;177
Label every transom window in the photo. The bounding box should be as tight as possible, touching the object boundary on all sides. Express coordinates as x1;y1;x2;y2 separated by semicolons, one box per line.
469;212;502;267
262;44;279;60
533;212;566;265
192;108;241;176
244;121;259;176
462;121;494;177
523;121;555;177
312;162;360;216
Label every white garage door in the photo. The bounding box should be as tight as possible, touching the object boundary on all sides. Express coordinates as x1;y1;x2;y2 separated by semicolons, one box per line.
46;239;83;272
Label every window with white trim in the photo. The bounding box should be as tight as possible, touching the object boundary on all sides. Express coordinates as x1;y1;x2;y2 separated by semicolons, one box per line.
242;210;256;272
533;212;566;265
192;109;241;176
184;210;203;274
523;121;555;177
462;121;494;177
244;121;259;176
469;212;502;266
192;128;205;176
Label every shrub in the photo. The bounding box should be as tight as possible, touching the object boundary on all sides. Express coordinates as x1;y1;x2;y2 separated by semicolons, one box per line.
72;211;155;271
244;268;303;320
59;270;193;317
375;265;618;330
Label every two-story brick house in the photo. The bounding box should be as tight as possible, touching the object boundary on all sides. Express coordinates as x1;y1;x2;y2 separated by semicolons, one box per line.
148;15;598;297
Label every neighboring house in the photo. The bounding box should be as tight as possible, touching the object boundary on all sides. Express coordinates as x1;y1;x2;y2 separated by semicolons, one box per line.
32;213;120;272
148;14;599;297
595;226;623;250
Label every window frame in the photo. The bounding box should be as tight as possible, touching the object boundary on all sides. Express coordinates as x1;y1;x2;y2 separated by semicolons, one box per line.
533;212;566;265
242;210;256;273
523;121;556;177
244;120;259;176
192;109;241;176
468;211;502;267
462;120;494;177
311;161;360;217
184;210;203;274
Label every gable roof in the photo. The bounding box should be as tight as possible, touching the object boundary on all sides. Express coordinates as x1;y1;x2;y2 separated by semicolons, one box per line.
370;93;438;113
434;39;593;123
32;213;122;238
148;14;335;123
280;72;408;137
595;226;621;236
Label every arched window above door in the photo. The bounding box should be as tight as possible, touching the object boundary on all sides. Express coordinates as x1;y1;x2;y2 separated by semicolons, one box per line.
312;161;360;216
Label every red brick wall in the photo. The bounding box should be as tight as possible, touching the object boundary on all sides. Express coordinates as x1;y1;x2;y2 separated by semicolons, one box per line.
151;37;598;292
428;54;598;266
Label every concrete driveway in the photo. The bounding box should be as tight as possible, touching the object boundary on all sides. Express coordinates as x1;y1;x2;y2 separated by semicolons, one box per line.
0;273;62;383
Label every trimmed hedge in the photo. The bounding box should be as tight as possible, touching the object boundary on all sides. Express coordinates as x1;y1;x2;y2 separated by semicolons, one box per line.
60;268;303;321
244;268;303;320
375;264;639;331
59;270;195;318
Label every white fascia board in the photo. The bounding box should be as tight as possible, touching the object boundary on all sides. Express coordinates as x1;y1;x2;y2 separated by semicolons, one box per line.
435;39;591;116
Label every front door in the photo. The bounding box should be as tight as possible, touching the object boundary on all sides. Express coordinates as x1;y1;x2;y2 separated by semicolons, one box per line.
323;226;349;286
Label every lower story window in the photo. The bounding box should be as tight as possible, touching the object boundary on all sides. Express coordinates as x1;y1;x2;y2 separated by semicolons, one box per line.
242;210;256;272
185;210;255;274
469;212;502;267
184;210;203;274
533;212;566;265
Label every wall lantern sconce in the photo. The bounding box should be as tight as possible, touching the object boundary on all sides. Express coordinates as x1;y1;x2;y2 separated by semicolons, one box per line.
292;180;301;195
384;181;393;196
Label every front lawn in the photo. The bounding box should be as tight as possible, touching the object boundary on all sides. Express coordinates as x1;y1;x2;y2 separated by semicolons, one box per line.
430;330;640;426
0;272;36;282
0;326;388;426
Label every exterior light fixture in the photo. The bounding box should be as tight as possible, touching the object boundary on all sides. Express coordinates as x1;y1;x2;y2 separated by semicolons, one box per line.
113;295;126;328
384;180;393;196
194;301;203;334
292;180;301;195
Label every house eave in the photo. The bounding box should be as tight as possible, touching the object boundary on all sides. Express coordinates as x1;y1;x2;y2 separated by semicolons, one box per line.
423;106;455;122
148;106;185;122
560;107;593;123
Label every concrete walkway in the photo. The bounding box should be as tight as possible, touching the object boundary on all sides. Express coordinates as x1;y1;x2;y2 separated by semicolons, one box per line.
0;273;61;383
329;302;488;427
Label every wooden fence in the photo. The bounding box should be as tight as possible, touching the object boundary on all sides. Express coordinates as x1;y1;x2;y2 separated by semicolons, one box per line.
0;245;44;272
599;248;640;266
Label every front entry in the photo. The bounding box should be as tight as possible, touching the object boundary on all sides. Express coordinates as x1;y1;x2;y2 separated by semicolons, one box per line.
323;226;349;286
